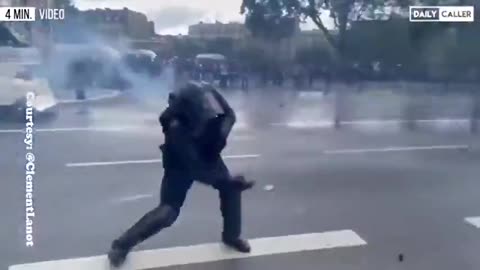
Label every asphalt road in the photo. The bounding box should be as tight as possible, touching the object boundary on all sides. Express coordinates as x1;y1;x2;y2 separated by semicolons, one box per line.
1;89;479;270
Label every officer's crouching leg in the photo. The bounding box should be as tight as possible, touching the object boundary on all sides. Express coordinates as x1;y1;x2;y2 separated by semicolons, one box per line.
108;204;179;267
218;187;251;253
114;204;178;248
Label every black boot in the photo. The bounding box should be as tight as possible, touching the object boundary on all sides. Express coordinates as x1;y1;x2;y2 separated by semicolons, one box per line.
222;237;251;253
108;240;130;268
231;175;255;191
107;205;179;268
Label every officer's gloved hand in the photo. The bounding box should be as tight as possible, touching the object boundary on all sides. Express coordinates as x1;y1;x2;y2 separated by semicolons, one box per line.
230;175;255;191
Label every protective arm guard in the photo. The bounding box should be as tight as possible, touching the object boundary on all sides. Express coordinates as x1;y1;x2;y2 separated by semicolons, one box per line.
208;87;236;139
159;106;175;133
194;88;236;158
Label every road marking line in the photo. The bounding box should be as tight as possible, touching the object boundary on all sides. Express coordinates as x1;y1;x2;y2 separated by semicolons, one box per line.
37;127;137;132
270;118;470;128
224;154;261;159
416;119;469;123
111;194;154;204
0;126;142;133
324;145;469;155
57;91;122;104
1;118;471;133
271;121;333;128
8;230;367;270
342;119;470;125
465;217;480;228
298;91;325;98
66;154;261;167
66;159;162;167
0;129;20;133
0;126;255;136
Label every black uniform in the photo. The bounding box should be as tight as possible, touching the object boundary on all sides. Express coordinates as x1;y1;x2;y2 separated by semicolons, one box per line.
108;83;250;267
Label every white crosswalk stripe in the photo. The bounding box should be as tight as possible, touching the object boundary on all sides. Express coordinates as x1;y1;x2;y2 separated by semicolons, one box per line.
8;230;367;270
465;217;480;228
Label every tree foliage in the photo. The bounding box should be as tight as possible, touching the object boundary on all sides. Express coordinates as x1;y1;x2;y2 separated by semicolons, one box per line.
239;0;460;54
55;0;77;10
240;0;301;40
240;0;480;81
54;0;80;15
241;0;408;48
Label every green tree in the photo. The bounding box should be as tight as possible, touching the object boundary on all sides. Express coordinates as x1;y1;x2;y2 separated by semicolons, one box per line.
240;0;455;76
241;1;408;57
240;0;300;40
54;0;80;15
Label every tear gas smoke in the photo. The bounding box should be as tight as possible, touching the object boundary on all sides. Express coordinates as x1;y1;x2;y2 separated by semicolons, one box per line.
13;19;475;133
40;20;174;111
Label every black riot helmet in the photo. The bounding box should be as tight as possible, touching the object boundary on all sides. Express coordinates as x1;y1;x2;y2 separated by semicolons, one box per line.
172;82;226;137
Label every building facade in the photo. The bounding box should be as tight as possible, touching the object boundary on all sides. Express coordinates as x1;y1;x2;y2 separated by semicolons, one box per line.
187;21;328;61
296;29;329;50
82;8;155;39
188;22;248;40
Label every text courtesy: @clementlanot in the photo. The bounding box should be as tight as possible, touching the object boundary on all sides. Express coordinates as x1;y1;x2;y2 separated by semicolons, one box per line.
25;92;35;247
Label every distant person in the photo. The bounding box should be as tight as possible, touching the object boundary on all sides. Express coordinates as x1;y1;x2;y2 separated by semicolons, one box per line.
274;70;284;87
241;66;249;90
292;65;303;89
472;94;480;133
308;69;314;88
219;64;228;89
69;60;89;101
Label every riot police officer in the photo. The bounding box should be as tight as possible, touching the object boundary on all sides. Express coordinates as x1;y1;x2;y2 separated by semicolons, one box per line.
108;82;253;267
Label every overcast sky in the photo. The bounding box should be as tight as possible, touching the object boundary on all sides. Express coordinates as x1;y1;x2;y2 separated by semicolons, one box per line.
73;0;320;35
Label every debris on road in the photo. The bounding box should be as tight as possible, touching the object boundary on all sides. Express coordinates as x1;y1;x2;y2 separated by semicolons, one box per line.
264;184;274;191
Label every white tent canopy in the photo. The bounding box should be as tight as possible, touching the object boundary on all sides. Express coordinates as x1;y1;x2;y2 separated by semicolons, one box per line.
195;54;226;61
126;49;157;60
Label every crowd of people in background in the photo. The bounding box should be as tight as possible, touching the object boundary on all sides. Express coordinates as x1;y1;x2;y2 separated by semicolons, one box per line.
66;47;480;98
169;56;322;92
